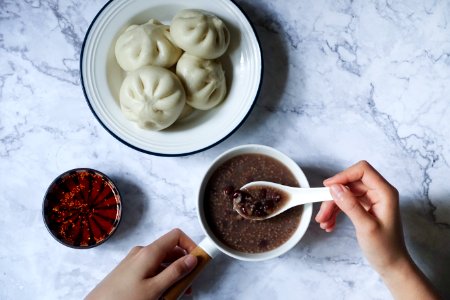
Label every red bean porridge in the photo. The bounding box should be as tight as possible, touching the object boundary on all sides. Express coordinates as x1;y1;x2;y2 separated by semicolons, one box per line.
204;154;303;253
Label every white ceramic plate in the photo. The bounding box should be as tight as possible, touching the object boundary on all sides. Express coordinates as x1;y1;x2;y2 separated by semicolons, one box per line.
80;0;262;156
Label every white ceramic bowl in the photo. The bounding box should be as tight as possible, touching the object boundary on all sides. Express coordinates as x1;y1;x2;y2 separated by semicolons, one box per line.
198;144;312;261
80;0;262;156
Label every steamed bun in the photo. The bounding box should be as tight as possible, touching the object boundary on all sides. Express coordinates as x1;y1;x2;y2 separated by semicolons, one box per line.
176;53;226;110
170;10;230;59
115;19;182;71
120;66;186;130
177;103;195;121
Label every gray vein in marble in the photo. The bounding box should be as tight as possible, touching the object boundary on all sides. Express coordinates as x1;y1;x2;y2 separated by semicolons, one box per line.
261;103;325;119
0;1;20;20
0;41;79;86
1;60;35;96
0;117;27;158
24;0;42;9
359;83;449;228
0;121;99;158
44;0;83;56
22;51;79;85
391;49;450;68
423;49;450;65
0;72;14;99
375;1;418;28
245;0;371;78
325;39;361;77
140;168;197;218
235;0;302;50
0;1;81;85
306;253;365;267
423;0;439;15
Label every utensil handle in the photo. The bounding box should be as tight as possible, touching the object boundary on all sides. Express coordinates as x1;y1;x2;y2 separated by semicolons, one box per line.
161;238;217;300
292;187;333;204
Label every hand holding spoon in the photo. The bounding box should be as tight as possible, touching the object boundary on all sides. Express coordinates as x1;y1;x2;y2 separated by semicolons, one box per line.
233;181;332;220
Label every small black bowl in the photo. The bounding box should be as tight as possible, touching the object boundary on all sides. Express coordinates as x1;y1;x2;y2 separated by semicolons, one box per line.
43;168;122;249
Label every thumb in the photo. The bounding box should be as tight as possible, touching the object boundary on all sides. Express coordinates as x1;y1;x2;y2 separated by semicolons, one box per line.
154;254;197;290
329;184;376;231
153;254;197;291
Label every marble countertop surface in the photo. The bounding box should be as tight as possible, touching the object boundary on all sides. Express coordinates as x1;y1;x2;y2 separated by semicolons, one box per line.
1;0;450;299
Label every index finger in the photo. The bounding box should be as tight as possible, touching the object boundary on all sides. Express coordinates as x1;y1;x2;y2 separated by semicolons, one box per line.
324;160;391;191
152;228;197;254
135;228;197;278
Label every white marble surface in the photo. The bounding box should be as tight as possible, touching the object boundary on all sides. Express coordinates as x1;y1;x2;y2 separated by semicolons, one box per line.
1;0;450;299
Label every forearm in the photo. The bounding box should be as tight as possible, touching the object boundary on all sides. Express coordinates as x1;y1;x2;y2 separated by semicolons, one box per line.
381;256;440;300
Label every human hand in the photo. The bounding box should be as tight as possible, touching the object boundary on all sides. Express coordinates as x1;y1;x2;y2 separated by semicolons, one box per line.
85;228;198;300
315;160;407;274
315;161;439;299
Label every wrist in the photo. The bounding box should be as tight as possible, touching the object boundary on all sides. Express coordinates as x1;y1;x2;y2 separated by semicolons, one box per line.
379;254;440;300
378;254;414;284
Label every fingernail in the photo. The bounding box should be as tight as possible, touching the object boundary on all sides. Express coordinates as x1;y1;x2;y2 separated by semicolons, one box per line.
330;184;345;200
323;175;335;184
184;254;197;269
315;209;322;221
